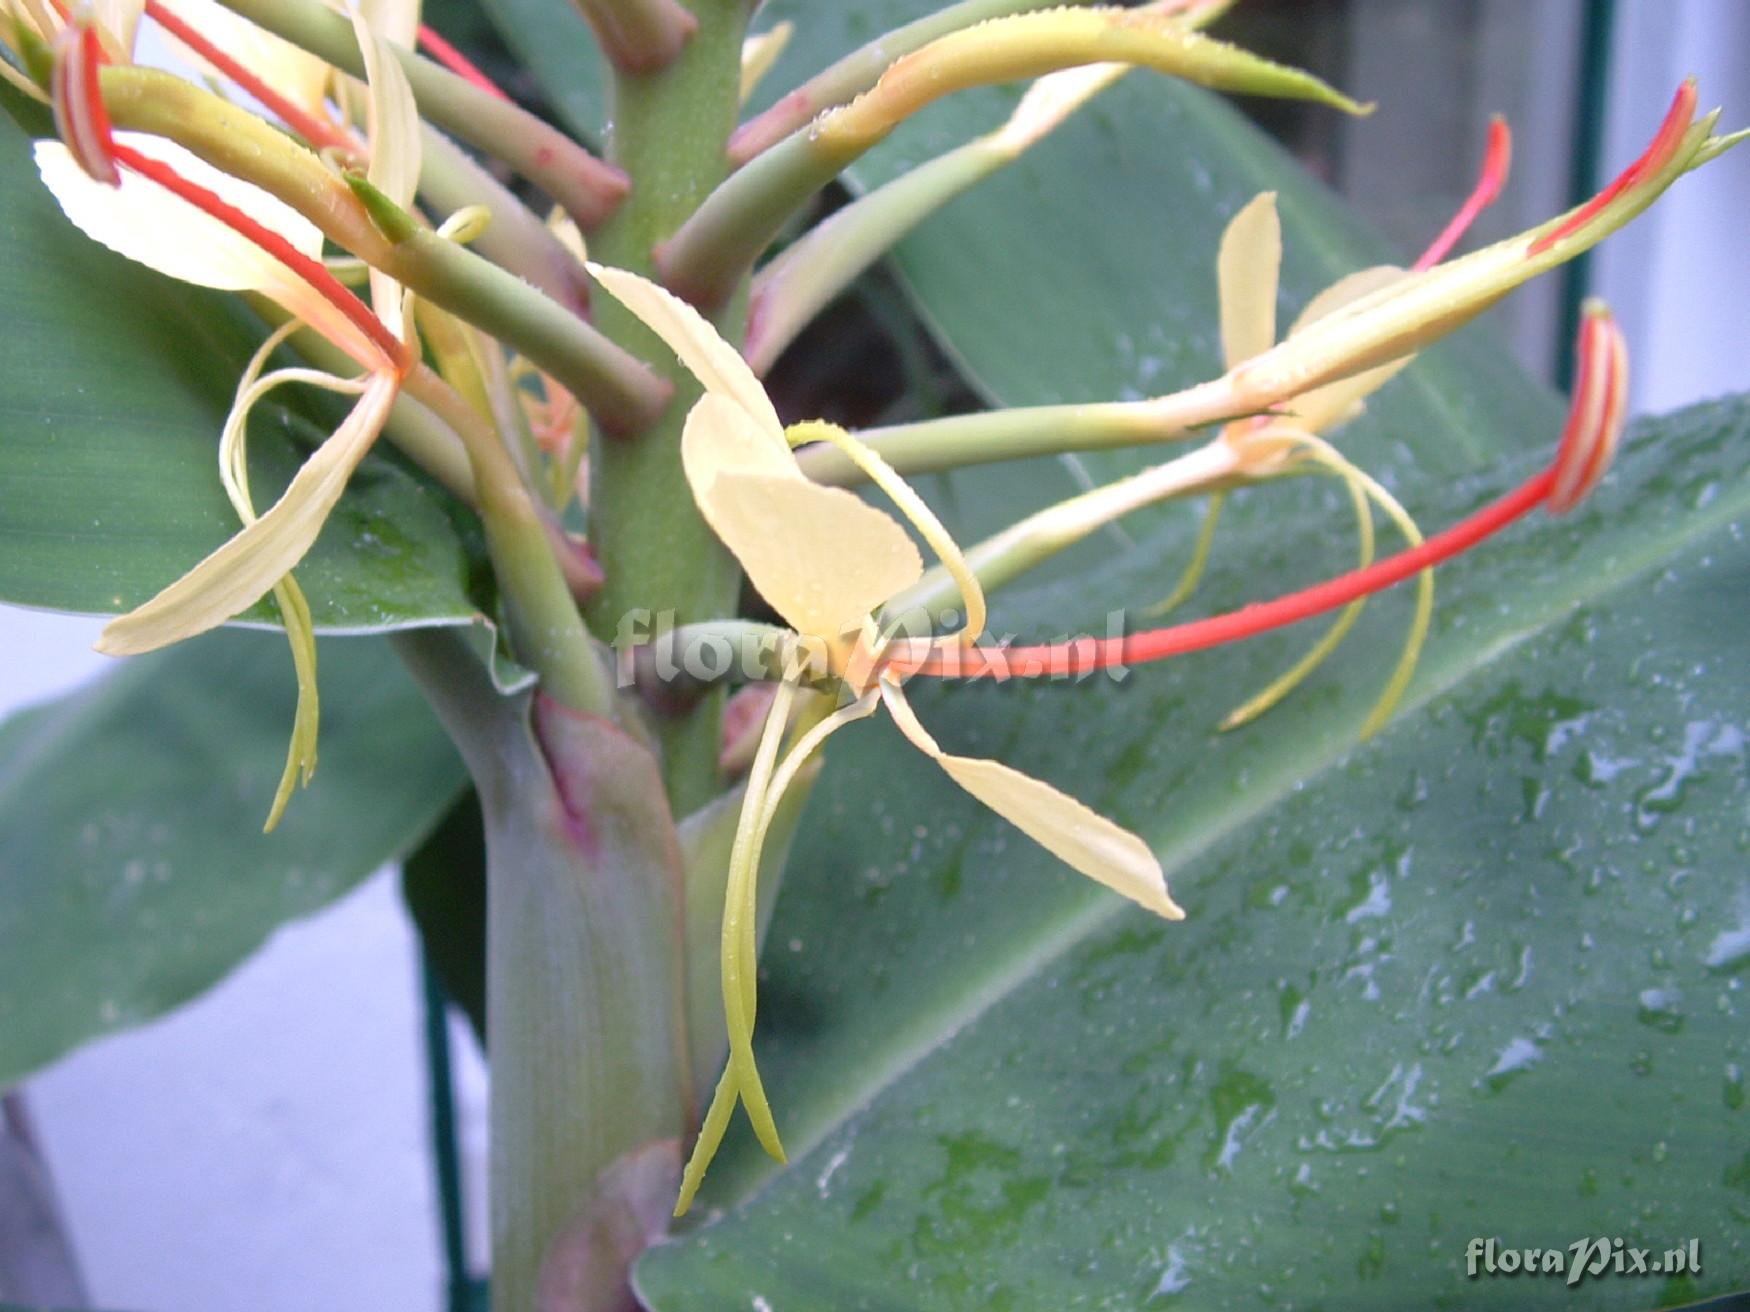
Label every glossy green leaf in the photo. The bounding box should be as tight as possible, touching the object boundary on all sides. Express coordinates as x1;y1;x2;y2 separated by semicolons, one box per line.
0;93;484;632
0;631;468;1086
637;397;1750;1308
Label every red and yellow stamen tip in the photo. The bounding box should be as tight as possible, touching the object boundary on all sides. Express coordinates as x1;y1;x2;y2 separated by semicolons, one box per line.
50;14;117;185
1548;299;1629;514
1530;79;1698;257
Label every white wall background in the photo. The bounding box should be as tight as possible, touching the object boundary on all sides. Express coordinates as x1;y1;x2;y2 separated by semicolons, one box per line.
0;3;1745;1310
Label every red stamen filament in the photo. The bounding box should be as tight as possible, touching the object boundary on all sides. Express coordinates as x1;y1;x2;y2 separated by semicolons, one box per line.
109;140;409;372
1414;116;1511;270
917;469;1557;681
416;23;510;102
1529;79;1697;256
143;0;354;154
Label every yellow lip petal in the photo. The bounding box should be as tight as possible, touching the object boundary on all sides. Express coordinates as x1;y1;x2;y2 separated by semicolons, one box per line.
681;394;803;501
96;372;400;656
1217;191;1281;370
587;262;784;440
706;472;922;640
880;682;1183;920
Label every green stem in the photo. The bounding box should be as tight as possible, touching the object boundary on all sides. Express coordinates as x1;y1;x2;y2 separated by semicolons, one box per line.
406;366;612;717
797;384;1238;484
417;125;595;316
729;0;1099;163
586;0;752;816
101;68;671;433
213;0;630;226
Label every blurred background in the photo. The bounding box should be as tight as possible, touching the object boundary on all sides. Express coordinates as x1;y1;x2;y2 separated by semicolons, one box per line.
1;2;1745;1309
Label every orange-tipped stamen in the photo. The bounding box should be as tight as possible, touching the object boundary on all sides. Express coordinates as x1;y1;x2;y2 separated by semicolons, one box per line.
417;22;510;102
1548;301;1629;513
1414;115;1511;270
143;0;352;154
914;469;1554;680
109;140;410;372
52;20;118;184
1530;79;1697;257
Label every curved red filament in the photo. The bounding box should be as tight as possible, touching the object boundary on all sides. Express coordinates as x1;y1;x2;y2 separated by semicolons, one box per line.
109;140;409;372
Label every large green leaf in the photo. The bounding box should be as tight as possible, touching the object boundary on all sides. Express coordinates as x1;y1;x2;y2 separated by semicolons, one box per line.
637;397;1750;1308
0;631;468;1086
0;93;483;631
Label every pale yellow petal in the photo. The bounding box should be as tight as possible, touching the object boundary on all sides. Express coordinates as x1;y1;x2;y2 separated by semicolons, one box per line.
739;21;792;104
1281;265;1412;431
154;0;331;118
1288;355;1413;434
361;0;419;50
348;0;421;207
988;60;1126;154
93;0;145;52
35;133;323;290
706;473;922;640
587;262;783;439
681;394;802;501
1288;264;1406;337
880;682;1182;919
97;373;399;656
1217;191;1280;369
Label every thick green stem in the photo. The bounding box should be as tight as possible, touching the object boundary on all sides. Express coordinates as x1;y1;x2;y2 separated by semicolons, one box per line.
213;0;630;226
417;125;595;316
100;68;670;432
406;366;613;716
586;0;752;816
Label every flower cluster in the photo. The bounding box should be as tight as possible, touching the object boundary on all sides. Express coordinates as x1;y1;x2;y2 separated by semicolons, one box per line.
2;0;1738;1222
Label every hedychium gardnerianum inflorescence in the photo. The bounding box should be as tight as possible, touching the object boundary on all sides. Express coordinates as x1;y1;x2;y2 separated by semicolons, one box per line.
9;0;1741;1297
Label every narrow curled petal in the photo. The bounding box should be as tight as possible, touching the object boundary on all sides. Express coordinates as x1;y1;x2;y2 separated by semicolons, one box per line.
987;59;1128;155
880;683;1183;920
706;473;923;640
96;372;399;655
361;0;420;50
348;0;421;208
92;0;145;54
1217;191;1280;369
739;20;792;103
587;262;783;439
